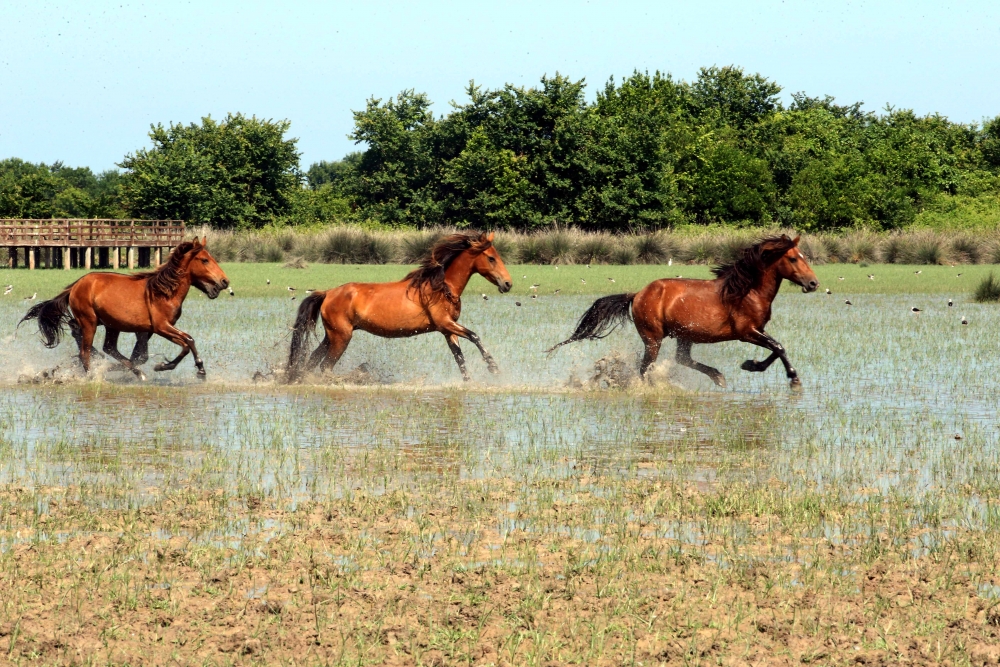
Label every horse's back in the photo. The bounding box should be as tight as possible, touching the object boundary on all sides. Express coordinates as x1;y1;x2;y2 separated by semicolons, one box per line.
634;277;732;342
322;280;433;337
69;272;152;332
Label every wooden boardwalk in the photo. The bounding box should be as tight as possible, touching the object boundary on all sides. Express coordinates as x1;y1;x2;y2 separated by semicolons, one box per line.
1;219;186;269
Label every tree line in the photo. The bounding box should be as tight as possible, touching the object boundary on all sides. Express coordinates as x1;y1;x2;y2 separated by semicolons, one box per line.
4;66;1000;231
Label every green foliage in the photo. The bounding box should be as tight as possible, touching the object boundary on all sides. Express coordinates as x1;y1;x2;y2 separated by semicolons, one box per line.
327;66;1000;232
0;159;123;218
119;113;301;228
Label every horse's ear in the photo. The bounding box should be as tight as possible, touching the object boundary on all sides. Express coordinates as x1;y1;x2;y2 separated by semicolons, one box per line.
202;236;208;248
487;232;495;242
792;235;801;246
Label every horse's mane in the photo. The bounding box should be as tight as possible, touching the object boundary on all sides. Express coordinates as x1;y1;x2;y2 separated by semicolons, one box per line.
130;241;197;299
711;235;797;304
405;232;493;299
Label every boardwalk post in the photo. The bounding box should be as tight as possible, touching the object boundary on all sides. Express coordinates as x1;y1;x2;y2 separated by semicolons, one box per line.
28;248;35;270
85;247;92;269
112;246;119;270
154;247;162;266
128;246;136;269
7;248;15;269
63;247;70;270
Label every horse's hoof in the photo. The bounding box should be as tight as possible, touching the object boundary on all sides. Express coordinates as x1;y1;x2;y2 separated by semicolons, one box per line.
790;377;802;388
153;363;169;372
713;375;727;388
740;360;760;372
136;372;147;382
488;364;500;375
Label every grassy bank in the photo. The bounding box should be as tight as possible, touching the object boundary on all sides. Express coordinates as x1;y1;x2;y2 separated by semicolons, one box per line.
0;262;993;302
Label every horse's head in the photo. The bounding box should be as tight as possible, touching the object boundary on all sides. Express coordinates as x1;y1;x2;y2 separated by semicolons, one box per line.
472;232;512;293
187;237;230;299
775;236;818;293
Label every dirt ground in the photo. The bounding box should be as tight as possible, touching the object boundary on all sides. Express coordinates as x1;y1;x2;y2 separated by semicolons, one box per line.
2;479;999;667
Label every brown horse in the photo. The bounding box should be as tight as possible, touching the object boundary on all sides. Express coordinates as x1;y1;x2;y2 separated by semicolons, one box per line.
548;234;818;387
19;237;229;379
287;231;512;382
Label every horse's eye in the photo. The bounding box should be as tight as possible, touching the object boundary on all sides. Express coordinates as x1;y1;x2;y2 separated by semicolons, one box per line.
789;257;798;264
202;258;209;264
488;256;496;264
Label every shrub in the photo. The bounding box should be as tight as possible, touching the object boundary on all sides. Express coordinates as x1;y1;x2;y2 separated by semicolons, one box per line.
633;233;672;264
575;233;615;264
974;272;1000;302
843;232;879;263
950;235;983;264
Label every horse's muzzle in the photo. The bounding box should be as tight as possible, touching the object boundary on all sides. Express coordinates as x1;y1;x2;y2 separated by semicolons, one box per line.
498;280;512;294
801;279;819;293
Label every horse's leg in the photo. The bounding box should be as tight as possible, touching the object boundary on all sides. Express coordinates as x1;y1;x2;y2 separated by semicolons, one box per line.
77;320;97;374
102;329;146;380
635;321;663;377
302;335;331;375
675;339;727;388
318;326;352;373
150;323;200;375
437;321;498;374
741;329;800;386
130;333;150;367
444;333;471;381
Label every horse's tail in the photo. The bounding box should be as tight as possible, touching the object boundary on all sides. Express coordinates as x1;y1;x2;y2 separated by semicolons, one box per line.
546;293;636;354
286;290;327;381
18;289;73;348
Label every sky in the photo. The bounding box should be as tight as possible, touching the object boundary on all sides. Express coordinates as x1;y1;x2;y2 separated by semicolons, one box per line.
1;0;999;172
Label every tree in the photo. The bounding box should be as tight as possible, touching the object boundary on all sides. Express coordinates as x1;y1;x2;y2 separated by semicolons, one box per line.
119;113;301;228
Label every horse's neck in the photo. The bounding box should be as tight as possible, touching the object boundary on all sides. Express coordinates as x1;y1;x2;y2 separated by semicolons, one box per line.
154;259;194;303
443;251;478;297
752;268;783;304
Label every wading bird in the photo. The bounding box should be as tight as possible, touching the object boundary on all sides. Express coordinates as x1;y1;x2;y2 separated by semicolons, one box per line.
845;299;852;305
548;235;818;387
911;307;922;313
19;238;228;380
286;232;512;382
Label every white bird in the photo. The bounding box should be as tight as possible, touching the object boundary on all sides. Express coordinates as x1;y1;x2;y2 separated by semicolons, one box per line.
3;285;12;296
530;284;539;291
948;299;953;307
911;307;921;313
838;276;844;281
531;294;537;299
266;279;270;285
305;289;314;294
25;292;36;301
287;286;296;291
607;277;615;283
580;279;586;284
668;258;673;266
228;286;234;296
962;316;968;325
522;275;527;279
825;289;832;295
868;274;875;280
482;293;488;300
553;289;561;294
914;270;922;275
554;266;558;269
845;299;852;305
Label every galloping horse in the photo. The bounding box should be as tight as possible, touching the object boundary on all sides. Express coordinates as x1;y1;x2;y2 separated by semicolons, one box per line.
548;234;818;387
20;237;229;379
287;231;512;382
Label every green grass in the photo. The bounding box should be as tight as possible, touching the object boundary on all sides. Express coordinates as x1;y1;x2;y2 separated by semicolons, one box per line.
0;261;994;302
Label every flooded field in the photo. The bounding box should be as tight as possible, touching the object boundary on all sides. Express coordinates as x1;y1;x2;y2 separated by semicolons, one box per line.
1;268;1000;664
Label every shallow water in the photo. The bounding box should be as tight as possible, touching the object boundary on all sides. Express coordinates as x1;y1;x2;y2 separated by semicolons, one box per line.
0;290;998;505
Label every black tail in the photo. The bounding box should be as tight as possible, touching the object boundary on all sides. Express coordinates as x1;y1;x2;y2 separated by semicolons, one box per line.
286;291;326;382
18;289;73;348
546;293;636;354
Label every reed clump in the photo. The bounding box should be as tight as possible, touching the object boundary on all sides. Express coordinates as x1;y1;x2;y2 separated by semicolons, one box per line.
974;272;1000;302
195;225;1000;266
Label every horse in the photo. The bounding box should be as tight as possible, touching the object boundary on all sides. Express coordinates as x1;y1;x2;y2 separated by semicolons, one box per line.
19;237;229;380
547;234;818;387
286;231;512;382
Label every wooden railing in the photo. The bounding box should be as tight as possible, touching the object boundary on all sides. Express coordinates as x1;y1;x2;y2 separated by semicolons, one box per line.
0;219;185;247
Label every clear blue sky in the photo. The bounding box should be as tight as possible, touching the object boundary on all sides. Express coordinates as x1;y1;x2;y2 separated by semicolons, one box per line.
2;1;998;172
